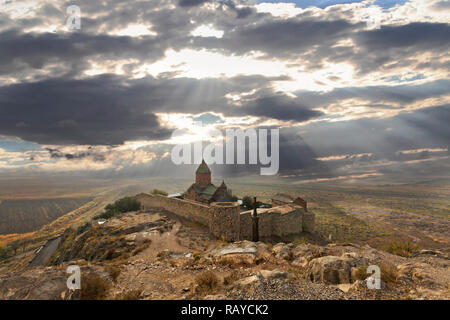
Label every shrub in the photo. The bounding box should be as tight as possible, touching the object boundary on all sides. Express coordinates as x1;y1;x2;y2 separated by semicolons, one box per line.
353;265;370;282
383;240;420;257
0;247;9;260
293;237;308;246
151;189;168;196
0;241;8;260
107;197;141;213
94;209;118;220
242;196;254;210
352;264;397;285
8;239;20;255
94;197;141;220
114;289;142;300
195;271;219;295
380;263;398;285
80;273;110;300
192;251;202;261
76;222;91;235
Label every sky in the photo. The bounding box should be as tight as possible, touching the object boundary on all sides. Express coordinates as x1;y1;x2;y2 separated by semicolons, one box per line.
0;0;449;183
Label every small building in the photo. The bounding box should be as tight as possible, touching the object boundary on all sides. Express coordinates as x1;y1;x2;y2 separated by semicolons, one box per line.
272;193;307;211
271;193;294;206
293;197;308;211
184;160;233;204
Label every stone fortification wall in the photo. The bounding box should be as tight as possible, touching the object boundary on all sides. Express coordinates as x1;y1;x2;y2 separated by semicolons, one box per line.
135;193;314;241
136;193;210;226
209;202;240;241
302;211;315;233
239;205;304;240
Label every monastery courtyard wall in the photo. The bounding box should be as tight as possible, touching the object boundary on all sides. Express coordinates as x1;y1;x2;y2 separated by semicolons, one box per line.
135;193;314;241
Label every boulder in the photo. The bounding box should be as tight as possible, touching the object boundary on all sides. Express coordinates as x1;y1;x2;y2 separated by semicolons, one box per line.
292;245;313;259
218;253;257;265
417;249;447;259
259;269;290;280
397;262;437;285
272;243;291;260
308;255;358;284
236;269;290;286
292;257;309;268
209;241;271;265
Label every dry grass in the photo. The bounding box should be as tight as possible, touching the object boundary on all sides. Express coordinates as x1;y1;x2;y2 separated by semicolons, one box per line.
195;270;220;295
380;263;398;285
353;265;370;282
383;240;420;257
114;289;142;300
292;237;308;246
352;264;398;285
80;273;110;300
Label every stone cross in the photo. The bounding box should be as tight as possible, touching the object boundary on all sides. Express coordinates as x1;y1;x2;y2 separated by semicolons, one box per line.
252;197;259;242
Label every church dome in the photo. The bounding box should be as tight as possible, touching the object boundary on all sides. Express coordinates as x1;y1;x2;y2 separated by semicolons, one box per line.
196;160;211;174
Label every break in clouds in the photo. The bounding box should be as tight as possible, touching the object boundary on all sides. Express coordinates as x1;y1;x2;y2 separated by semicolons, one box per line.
0;0;449;182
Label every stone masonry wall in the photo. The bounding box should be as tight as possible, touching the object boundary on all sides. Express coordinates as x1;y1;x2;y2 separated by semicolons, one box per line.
239;205;304;240
209;202;240;241
136;193;210;226
136;193;314;241
302;211;315;233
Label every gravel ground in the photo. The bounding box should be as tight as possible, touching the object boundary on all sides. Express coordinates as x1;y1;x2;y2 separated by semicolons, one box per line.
227;278;364;300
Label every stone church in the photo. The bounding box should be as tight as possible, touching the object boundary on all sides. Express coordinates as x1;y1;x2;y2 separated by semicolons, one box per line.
184;160;234;204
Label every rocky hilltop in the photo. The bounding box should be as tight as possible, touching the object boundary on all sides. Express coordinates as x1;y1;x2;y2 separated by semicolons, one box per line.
0;208;449;300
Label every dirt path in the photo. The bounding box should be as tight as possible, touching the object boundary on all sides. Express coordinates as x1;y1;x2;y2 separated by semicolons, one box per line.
28;237;61;267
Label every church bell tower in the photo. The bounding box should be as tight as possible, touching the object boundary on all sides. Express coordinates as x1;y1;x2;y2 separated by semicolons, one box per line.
195;160;211;187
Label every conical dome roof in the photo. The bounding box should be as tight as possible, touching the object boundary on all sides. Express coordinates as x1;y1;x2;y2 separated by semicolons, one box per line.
196;160;211;174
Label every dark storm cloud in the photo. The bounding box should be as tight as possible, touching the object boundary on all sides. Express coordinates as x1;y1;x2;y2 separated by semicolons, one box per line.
194;17;449;76
347;22;450;75
0;0;448;182
45;105;449;180
0;66;445;147
295;79;450;109
2;1;446;80
291;104;450;163
0;74;322;145
238;95;324;121
253;104;450;181
194;17;359;58
0;75;171;145
355;23;450;51
0;29;168;75
178;0;209;7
